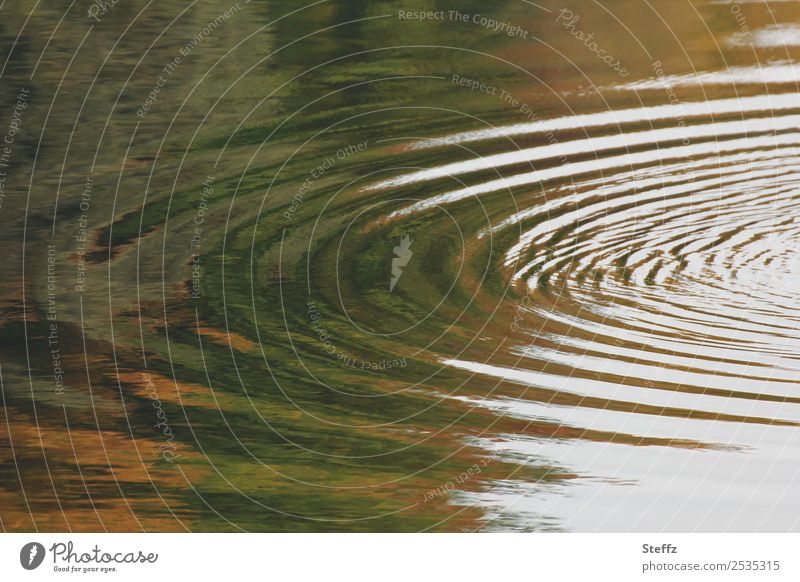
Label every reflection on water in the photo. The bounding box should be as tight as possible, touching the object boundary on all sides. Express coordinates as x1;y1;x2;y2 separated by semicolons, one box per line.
1;0;800;532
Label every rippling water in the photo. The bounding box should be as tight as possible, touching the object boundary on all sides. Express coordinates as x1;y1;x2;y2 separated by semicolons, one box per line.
1;0;799;532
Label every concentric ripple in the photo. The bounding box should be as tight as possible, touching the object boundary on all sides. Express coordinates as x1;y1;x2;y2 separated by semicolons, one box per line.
366;91;800;530
4;0;800;534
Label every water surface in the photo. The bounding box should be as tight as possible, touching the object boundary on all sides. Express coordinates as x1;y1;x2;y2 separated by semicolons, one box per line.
1;0;799;532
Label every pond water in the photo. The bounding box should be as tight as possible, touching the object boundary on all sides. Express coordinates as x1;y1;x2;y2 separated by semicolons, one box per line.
1;0;799;531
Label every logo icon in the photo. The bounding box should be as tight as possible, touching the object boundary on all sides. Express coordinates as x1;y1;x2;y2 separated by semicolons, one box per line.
390;236;413;292
20;542;46;570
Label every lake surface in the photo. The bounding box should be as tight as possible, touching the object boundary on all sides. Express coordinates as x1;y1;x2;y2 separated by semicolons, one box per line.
1;0;799;532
